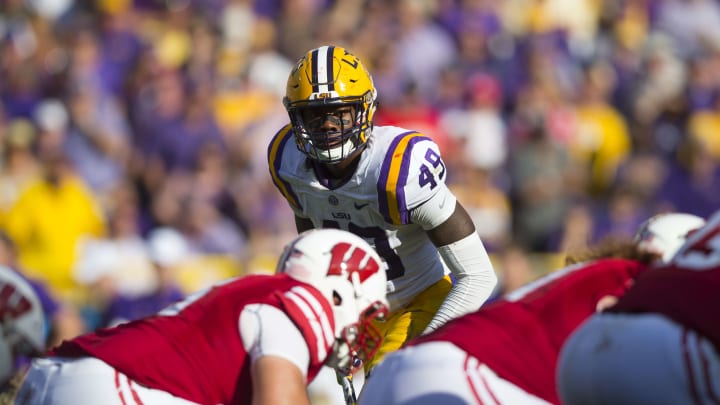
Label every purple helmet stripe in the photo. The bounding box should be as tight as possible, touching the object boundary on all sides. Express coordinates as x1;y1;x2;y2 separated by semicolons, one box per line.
326;46;335;92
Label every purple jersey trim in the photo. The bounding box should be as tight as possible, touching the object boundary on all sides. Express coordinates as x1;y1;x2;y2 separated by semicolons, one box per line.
377;132;431;225
268;125;303;210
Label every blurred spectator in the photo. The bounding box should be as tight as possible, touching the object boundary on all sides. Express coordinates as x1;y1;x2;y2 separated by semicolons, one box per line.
527;0;601;59
552;202;596;255
570;61;632;195
100;227;186;327
393;0;458;99
219;0;256;55
65;83;131;201
449;165;511;252
657;136;720;218
244;17;295;98
655;0;720;59
687;90;720;159
73;182;157;327
631;33;687;145
375;81;454;155
94;4;144;97
180;196;247;260
440;72;508;173
2;100;106;302
592;186;649;243
0;119;41;225
487;244;537;302
1;61;44;120
684;54;718;112
274;0;328;60
132;69;227;193
508;85;578;251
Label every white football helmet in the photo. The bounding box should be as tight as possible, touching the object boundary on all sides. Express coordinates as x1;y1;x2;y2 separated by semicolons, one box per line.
276;229;388;371
0;266;45;385
668;209;720;270
634;212;706;263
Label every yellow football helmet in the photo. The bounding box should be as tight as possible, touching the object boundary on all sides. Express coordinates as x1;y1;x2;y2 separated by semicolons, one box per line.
284;45;378;164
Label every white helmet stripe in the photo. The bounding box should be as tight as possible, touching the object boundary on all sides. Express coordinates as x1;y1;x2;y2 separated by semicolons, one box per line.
315;46;331;94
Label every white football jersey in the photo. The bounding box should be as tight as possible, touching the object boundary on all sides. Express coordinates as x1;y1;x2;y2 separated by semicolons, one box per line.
268;125;453;309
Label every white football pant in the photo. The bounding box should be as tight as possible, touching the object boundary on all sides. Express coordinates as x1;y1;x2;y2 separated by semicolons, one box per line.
16;357;200;405
358;341;551;405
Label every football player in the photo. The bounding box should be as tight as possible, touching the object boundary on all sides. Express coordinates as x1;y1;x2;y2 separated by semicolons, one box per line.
267;45;497;374
0;266;45;391
16;229;389;405
558;210;719;405
357;212;704;405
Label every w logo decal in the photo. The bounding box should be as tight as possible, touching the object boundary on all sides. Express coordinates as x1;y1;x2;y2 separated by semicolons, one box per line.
0;282;32;320
327;242;380;282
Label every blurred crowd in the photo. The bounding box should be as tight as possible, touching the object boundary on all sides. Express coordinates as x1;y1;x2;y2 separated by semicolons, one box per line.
1;0;719;336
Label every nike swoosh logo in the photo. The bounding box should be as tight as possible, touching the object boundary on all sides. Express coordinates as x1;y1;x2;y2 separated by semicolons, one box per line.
354;202;370;210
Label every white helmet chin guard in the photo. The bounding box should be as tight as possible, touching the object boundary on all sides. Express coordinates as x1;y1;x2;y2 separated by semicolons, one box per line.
634;212;706;263
0;266;45;385
276;229;389;371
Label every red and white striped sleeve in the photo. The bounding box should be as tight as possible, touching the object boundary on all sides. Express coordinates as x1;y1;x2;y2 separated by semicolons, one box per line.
280;285;337;366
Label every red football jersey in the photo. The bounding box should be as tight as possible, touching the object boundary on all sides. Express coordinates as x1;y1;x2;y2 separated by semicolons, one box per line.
610;213;720;351
413;258;648;404
50;274;335;405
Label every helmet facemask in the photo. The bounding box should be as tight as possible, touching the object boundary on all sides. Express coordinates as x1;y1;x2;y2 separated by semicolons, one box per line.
286;92;374;164
327;300;388;374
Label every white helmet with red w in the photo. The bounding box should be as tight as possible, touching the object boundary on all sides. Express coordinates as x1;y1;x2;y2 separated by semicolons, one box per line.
0;266;45;385
276;229;388;371
634;212;706;263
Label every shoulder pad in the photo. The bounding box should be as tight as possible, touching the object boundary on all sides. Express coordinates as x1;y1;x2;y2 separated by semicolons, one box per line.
268;124;303;210
376;131;447;225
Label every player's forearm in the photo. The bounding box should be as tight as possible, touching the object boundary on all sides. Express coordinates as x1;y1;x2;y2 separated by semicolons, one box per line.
251;356;310;405
424;233;498;334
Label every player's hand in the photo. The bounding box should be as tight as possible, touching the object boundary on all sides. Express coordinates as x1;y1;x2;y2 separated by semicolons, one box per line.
336;356;362;377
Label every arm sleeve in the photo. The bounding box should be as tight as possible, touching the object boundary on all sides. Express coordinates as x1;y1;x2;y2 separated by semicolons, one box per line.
240;304;310;377
423;232;498;334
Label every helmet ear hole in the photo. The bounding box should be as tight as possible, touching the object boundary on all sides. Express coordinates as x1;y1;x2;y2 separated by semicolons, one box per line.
333;290;342;306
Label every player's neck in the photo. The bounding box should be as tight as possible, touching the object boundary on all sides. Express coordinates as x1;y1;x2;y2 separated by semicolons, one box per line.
325;159;355;179
323;148;363;179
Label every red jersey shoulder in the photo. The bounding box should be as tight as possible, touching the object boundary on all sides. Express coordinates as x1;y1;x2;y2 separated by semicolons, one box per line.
275;282;336;365
503;258;647;304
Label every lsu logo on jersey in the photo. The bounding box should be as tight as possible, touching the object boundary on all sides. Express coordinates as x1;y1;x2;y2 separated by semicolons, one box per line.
332;212;351;220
